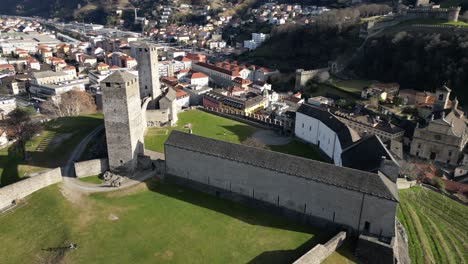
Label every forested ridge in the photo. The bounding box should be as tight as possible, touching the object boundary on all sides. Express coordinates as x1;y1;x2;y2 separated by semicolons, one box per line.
350;32;468;103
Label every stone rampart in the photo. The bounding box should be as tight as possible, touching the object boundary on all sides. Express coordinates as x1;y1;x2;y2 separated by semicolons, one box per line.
295;68;329;90
74;158;109;178
0;168;62;210
293;231;347;264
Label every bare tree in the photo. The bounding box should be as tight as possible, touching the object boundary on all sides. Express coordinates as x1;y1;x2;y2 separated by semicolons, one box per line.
42;90;97;117
6;108;41;160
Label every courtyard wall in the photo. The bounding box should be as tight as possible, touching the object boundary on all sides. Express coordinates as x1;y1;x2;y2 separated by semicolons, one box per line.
74;158;108;178
0;168;62;210
293;231;347;264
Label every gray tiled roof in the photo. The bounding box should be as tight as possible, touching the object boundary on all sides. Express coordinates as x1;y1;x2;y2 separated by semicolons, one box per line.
102;71;137;84
165;131;398;202
297;104;356;148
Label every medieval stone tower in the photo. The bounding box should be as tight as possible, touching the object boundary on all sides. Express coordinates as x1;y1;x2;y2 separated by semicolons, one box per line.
433;85;451;111
137;43;161;103
101;71;145;174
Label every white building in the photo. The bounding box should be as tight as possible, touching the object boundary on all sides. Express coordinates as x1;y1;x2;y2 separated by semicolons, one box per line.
30;71;75;85
0;97;17;120
244;33;269;50
185;71;209;87
295;104;360;166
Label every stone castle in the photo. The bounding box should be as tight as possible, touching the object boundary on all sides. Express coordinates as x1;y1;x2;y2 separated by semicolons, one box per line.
100;43;406;263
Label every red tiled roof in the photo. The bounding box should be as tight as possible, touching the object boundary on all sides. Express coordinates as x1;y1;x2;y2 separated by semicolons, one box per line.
176;89;188;98
195;62;240;77
189;72;208;79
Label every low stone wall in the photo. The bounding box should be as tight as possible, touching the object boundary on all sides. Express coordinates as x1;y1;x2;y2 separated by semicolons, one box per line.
293;231;347;264
74;158;108;178
0;168;62;210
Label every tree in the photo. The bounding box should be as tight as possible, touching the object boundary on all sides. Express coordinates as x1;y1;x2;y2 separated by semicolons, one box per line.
432;177;445;191
42;90;97;117
6;108;40;160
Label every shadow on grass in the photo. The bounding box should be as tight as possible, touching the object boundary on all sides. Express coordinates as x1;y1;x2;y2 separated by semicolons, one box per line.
220;124;257;142
0;115;104;187
247;236;321;264
145;179;329;236
144;179;331;263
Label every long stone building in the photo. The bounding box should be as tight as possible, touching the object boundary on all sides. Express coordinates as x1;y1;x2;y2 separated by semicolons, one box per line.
164;131;398;240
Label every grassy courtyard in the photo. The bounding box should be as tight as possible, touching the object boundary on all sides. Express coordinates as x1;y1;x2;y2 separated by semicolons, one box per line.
78;175;102;184
0;180;330;264
397;187;468;264
145;110;326;161
0;114;103;187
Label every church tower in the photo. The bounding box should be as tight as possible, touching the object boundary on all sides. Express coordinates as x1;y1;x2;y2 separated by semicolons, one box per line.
137;43;161;104
101;71;145;174
433;85;451;112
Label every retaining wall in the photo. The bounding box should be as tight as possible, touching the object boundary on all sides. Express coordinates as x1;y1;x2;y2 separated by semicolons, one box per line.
293;231;347;264
74;158;109;178
0;168;62;210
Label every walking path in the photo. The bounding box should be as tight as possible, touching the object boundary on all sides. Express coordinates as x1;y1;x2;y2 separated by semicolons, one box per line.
60;124;157;194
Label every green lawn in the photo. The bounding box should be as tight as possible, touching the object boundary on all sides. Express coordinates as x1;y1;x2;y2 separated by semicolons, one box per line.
0;180;330;263
397;187;468;264
145;110;326;162
78;175;102;184
328;79;375;95
0;114;103;187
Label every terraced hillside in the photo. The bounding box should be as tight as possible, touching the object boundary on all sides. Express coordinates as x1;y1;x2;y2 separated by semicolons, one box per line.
397;187;468;264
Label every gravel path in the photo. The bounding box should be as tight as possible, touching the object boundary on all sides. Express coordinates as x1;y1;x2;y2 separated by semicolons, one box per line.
60;124;157;194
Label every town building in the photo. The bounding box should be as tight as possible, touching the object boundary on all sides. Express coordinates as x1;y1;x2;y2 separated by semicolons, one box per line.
244;33;269;50
0;97;16;120
410;99;468;165
332;109;405;142
295;104;360;166
192;62;240;87
203;90;267;114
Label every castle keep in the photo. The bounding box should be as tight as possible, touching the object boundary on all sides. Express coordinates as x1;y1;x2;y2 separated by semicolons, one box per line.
101;71;145;174
137;43;161;103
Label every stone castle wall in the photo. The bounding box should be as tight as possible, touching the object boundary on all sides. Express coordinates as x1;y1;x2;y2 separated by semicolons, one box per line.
293;231;347;264
295;68;329;90
0;168;62;210
165;144;397;239
74;158;109;178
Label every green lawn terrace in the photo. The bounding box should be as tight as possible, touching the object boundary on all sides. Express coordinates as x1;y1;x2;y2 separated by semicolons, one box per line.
0;114;103;187
397;187;468;264
144;109;327;162
0;180;343;264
